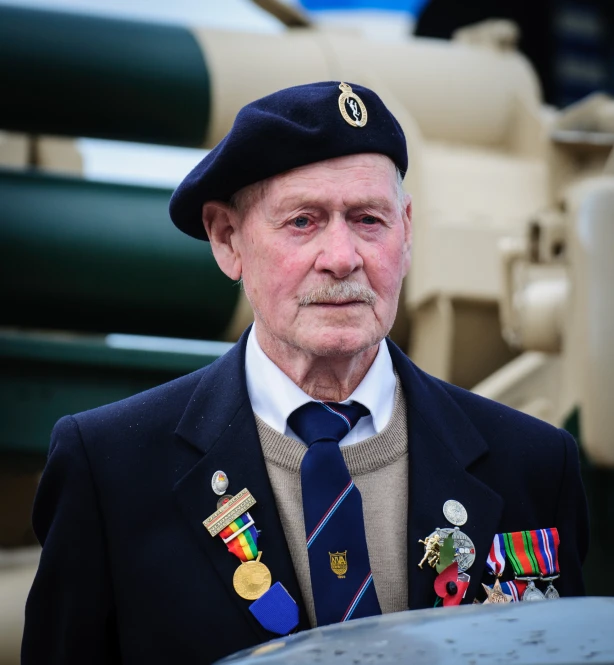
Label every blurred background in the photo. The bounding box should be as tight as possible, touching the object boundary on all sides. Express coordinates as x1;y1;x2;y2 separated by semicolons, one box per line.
1;0;614;661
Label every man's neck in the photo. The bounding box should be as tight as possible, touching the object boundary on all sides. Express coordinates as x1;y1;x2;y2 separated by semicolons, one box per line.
254;326;379;402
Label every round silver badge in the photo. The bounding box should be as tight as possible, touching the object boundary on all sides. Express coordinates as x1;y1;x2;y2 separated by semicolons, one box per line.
443;500;468;526
428;526;476;573
211;471;229;496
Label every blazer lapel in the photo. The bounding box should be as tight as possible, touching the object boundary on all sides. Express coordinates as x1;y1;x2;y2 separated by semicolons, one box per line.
172;330;310;637
387;340;504;609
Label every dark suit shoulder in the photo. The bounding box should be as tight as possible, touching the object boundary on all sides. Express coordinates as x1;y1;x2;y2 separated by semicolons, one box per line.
439;377;565;442
72;364;210;434
429;373;577;502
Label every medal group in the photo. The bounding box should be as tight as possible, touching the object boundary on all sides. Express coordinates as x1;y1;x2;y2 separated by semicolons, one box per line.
203;472;563;636
419;500;561;606
483;529;561;603
203;473;299;636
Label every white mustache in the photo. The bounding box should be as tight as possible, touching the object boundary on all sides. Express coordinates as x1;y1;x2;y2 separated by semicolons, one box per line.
299;282;377;307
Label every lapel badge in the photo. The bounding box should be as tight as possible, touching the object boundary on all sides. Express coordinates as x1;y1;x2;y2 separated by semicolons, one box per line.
338;82;368;128
419;526;476;573
418;532;442;569
211;470;229;496
443;499;468;526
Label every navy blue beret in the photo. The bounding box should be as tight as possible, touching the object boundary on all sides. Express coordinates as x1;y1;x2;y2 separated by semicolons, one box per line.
169;81;407;240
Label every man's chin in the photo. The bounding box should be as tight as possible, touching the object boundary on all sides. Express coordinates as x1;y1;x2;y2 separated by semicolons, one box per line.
294;328;382;358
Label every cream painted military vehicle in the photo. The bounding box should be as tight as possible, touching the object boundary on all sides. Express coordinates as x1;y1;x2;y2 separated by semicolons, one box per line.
0;2;613;662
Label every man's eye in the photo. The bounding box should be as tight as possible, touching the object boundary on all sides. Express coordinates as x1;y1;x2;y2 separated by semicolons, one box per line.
361;215;378;225
292;216;310;228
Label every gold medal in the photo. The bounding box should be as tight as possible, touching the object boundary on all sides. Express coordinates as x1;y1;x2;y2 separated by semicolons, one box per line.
233;552;272;600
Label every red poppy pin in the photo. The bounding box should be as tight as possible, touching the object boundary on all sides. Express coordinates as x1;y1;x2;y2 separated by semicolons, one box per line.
434;561;470;607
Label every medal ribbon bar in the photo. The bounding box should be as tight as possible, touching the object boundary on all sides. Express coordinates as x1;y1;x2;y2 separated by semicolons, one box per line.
220;513;258;561
530;528;560;576
485;579;527;601
486;533;507;577
503;531;541;577
203;488;256;536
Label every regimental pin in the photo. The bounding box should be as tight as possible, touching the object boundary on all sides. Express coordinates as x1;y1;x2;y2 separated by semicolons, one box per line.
337;83;368;128
211;470;229;496
418;533;442;569
443;500;468;526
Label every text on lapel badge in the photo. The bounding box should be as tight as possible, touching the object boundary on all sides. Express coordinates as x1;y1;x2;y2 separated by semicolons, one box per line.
203;488;256;537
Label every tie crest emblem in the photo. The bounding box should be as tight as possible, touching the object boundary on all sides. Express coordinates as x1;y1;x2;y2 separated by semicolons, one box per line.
329;551;348;578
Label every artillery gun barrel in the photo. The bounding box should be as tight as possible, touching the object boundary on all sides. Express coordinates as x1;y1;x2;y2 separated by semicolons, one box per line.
0;4;541;149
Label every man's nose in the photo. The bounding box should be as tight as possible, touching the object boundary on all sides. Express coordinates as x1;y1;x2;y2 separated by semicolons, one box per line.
314;219;363;278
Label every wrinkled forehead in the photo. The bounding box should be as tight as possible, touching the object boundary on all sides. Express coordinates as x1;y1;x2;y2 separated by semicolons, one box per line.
252;153;399;212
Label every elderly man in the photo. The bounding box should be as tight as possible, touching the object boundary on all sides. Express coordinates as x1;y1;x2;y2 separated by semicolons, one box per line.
23;82;588;665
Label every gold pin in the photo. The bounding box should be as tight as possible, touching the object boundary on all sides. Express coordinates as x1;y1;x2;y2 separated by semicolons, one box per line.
337;83;368;128
329;551;348;579
418;533;442;569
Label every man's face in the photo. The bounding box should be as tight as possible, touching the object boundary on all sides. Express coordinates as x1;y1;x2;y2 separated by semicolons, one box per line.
231;153;411;359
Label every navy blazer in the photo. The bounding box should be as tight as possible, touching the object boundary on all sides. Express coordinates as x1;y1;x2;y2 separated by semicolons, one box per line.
22;332;589;665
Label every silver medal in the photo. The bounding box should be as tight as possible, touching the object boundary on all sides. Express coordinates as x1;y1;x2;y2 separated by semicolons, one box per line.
427;526;476;572
521;579;546;601
544;583;560;600
442;500;468;526
211;471;229;496
543;575;560;600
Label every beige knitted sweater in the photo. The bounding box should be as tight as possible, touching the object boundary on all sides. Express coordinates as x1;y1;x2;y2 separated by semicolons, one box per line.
255;378;409;627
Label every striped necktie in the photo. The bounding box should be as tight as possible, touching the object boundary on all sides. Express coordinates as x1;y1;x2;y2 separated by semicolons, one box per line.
288;401;382;626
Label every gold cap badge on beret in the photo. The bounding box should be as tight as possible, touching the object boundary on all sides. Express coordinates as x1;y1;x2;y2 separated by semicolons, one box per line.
338;82;367;128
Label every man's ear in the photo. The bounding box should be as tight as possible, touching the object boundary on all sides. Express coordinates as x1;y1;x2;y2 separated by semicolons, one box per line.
202;202;242;281
402;193;412;275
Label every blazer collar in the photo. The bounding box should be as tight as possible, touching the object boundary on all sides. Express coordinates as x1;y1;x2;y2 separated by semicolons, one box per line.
386;339;504;608
173;328;310;638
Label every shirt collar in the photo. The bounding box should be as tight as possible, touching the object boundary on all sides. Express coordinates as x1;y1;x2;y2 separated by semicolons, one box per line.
245;325;395;436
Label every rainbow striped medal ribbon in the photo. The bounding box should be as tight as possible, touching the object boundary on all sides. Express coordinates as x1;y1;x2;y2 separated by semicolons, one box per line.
203;488;299;635
530;528;561;600
503;530;547;601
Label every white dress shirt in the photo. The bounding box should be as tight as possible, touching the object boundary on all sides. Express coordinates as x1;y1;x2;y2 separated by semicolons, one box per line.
245;326;396;446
